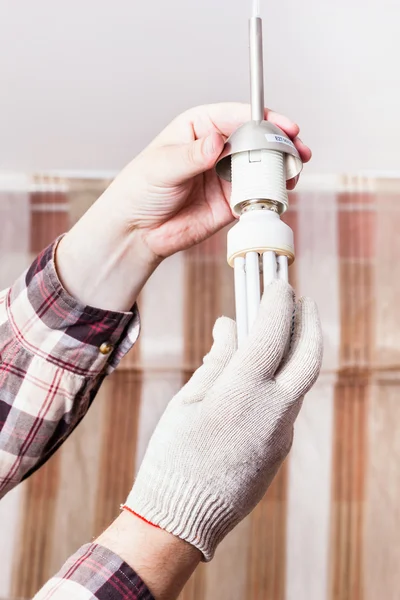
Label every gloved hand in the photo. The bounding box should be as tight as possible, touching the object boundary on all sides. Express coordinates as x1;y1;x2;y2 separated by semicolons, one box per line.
123;280;323;560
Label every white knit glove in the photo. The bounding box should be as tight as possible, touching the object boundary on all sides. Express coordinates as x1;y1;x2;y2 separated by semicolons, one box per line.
124;280;323;560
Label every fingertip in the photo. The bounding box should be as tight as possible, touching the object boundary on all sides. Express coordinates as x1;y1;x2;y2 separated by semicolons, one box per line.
213;316;237;343
291;122;301;138
205;131;225;159
294;137;312;163
265;110;300;139
287;179;295;191
261;279;295;310
294;297;323;358
267;278;293;292
287;174;300;191
297;296;320;318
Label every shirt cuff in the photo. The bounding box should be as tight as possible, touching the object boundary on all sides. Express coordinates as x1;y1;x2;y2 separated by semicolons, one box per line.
6;238;140;377
34;543;154;600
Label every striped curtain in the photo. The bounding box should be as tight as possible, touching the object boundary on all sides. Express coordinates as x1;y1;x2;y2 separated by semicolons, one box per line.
1;174;400;600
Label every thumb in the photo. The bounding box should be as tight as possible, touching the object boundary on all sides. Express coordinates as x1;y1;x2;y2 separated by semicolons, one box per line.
157;132;225;184
178;317;237;404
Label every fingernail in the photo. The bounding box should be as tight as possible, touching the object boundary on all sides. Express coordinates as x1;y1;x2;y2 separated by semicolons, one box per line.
204;134;216;156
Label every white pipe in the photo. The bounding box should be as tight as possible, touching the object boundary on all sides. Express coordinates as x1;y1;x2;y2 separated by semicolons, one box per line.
263;251;277;288
245;251;261;332
249;16;264;123
252;0;261;17
277;255;289;282
234;257;249;346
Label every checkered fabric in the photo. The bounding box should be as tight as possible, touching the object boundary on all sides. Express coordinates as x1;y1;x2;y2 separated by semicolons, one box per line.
0;240;153;599
33;544;154;600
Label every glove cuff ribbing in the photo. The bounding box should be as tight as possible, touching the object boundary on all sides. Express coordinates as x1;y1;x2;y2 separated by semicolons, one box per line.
124;467;237;561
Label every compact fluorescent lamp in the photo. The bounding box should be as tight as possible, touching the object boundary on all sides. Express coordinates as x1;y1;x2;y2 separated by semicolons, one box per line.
215;0;303;345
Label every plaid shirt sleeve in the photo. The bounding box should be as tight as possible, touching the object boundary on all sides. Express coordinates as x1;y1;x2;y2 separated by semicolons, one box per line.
0;239;155;599
0;238;140;496
33;543;154;600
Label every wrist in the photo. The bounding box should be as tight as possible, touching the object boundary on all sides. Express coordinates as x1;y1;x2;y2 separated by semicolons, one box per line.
125;464;234;562
98;511;201;600
56;199;161;312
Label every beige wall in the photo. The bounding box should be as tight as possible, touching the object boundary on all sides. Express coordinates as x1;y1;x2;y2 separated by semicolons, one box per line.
1;0;400;174
2;175;400;599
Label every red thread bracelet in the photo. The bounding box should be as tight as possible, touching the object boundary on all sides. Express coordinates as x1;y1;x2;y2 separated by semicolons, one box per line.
122;505;160;529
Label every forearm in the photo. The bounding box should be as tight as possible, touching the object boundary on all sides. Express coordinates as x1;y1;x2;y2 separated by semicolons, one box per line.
98;511;201;600
56;191;160;312
33;512;200;600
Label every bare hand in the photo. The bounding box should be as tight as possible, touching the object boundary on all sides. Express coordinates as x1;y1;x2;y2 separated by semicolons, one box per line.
57;103;311;311
104;103;311;260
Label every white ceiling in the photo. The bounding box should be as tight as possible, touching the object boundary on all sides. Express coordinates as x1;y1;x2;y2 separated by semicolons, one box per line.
1;0;399;174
